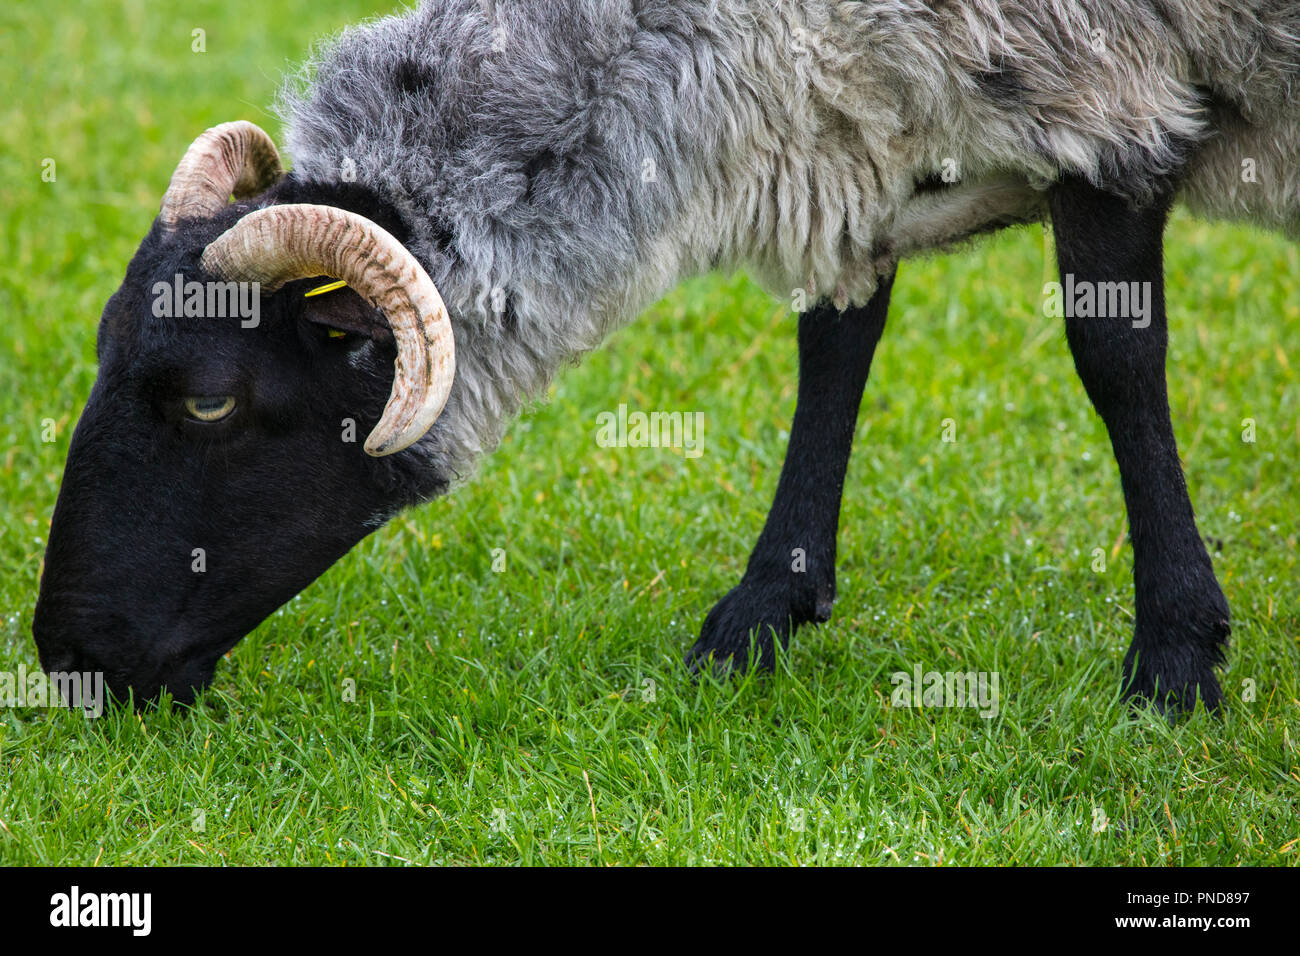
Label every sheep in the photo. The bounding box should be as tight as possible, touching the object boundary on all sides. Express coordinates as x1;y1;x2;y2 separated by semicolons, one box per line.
34;0;1300;711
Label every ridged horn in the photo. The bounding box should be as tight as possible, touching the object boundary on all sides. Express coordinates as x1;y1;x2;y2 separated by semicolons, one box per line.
200;204;455;456
159;121;283;228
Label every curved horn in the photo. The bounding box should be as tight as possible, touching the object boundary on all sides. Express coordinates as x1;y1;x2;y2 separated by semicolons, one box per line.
200;204;455;456
160;121;283;228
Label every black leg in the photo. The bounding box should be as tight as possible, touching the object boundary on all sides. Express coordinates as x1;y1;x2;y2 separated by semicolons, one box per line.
687;273;894;673
1049;176;1228;714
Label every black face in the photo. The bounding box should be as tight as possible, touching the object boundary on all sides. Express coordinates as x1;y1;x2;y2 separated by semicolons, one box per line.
33;185;447;705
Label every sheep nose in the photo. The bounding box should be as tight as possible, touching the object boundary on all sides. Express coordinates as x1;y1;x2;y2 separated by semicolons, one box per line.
32;609;73;673
41;652;77;674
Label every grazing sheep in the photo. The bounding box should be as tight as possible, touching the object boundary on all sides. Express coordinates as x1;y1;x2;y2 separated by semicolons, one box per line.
34;0;1300;711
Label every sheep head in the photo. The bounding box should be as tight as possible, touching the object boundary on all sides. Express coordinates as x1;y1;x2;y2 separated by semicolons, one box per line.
33;122;456;705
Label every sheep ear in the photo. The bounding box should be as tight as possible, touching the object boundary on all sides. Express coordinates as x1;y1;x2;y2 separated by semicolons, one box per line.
300;284;394;342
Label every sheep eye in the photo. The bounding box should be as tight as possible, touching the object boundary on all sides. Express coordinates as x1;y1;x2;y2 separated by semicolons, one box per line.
183;396;237;423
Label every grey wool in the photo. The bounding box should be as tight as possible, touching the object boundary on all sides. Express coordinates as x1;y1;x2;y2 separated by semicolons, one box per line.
276;0;1300;481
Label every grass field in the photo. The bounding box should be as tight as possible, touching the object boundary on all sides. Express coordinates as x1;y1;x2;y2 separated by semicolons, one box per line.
1;1;1297;866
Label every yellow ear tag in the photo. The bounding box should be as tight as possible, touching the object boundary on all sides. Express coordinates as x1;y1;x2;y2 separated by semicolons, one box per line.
327;328;348;339
304;279;348;298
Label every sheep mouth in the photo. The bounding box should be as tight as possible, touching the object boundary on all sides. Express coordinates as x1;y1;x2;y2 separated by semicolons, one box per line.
32;597;230;708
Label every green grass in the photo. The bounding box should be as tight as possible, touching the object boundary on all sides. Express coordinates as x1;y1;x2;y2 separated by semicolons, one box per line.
1;1;1297;866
